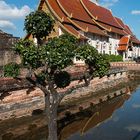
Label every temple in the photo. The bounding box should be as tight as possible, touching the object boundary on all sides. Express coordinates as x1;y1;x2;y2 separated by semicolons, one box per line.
29;0;140;61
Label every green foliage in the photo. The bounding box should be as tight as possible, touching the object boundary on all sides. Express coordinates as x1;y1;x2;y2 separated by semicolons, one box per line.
104;54;123;62
35;73;47;85
24;10;55;40
14;39;43;69
4;62;20;77
14;34;77;88
93;54;110;77
14;34;77;71
75;44;98;63
75;44;110;77
44;34;78;71
14;38;110;86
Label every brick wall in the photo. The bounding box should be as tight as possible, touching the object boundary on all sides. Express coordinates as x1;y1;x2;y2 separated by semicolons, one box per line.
0;30;20;67
0;71;128;121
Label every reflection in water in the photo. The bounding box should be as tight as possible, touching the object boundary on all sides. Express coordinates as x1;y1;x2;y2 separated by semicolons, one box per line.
0;84;140;140
58;89;130;140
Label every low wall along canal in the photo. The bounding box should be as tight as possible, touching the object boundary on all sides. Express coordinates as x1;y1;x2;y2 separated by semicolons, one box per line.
0;70;128;121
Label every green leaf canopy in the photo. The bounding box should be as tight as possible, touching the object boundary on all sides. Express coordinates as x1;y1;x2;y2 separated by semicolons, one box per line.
24;10;54;40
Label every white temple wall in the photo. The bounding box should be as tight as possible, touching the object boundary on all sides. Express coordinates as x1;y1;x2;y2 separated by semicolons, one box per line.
108;38;119;55
133;46;140;58
59;27;140;60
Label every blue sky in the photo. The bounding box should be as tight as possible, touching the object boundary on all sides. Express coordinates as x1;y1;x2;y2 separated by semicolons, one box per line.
0;0;140;39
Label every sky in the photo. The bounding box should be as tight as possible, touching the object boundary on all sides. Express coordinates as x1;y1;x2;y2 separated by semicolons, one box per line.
0;0;140;39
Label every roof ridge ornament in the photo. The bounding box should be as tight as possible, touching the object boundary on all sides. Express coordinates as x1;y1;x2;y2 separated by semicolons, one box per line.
61;17;64;22
86;27;89;32
95;16;98;20
70;13;73;18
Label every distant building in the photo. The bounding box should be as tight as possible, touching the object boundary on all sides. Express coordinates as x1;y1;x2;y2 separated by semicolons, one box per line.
27;0;140;61
0;29;20;67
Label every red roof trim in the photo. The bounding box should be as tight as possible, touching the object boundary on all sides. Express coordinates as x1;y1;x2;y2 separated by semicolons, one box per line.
47;0;69;22
115;17;125;29
70;19;107;36
99;22;126;35
59;22;87;39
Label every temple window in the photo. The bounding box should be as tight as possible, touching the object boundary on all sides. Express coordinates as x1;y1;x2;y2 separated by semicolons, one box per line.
96;45;99;49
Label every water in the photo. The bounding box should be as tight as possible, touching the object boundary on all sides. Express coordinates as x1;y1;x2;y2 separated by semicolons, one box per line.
0;84;140;140
66;86;140;140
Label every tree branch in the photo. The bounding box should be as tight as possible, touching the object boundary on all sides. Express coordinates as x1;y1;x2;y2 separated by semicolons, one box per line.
26;76;50;96
58;74;94;101
58;82;87;101
34;65;48;75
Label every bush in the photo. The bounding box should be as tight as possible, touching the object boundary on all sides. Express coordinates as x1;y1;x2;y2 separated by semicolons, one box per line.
104;54;123;62
4;63;20;77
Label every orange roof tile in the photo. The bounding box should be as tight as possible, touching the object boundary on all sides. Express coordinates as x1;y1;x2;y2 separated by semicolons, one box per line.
115;17;125;29
124;25;134;36
57;0;94;23
47;0;69;22
118;35;130;51
119;35;130;45
80;0;122;29
99;22;126;35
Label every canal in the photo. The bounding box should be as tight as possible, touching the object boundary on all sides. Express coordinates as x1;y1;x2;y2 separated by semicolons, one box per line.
65;86;140;140
0;83;140;140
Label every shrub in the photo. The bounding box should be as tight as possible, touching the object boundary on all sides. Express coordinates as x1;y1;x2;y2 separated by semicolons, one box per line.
104;54;123;62
4;62;20;77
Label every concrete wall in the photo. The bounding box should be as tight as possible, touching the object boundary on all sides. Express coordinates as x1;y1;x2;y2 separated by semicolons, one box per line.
111;62;140;71
0;49;21;67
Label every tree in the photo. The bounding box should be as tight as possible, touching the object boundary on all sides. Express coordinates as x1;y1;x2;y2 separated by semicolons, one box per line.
14;10;110;140
24;10;54;45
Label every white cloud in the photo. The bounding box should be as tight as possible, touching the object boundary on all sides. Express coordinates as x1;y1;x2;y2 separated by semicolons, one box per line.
0;1;31;33
131;10;140;15
0;20;16;30
132;104;140;108
0;1;31;19
95;0;119;8
102;0;119;8
126;124;140;132
112;116;119;122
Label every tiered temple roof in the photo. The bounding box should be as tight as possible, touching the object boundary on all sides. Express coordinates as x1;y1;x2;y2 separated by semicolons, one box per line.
38;0;140;46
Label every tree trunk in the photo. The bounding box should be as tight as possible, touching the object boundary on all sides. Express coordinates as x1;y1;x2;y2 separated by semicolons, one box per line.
45;93;59;140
